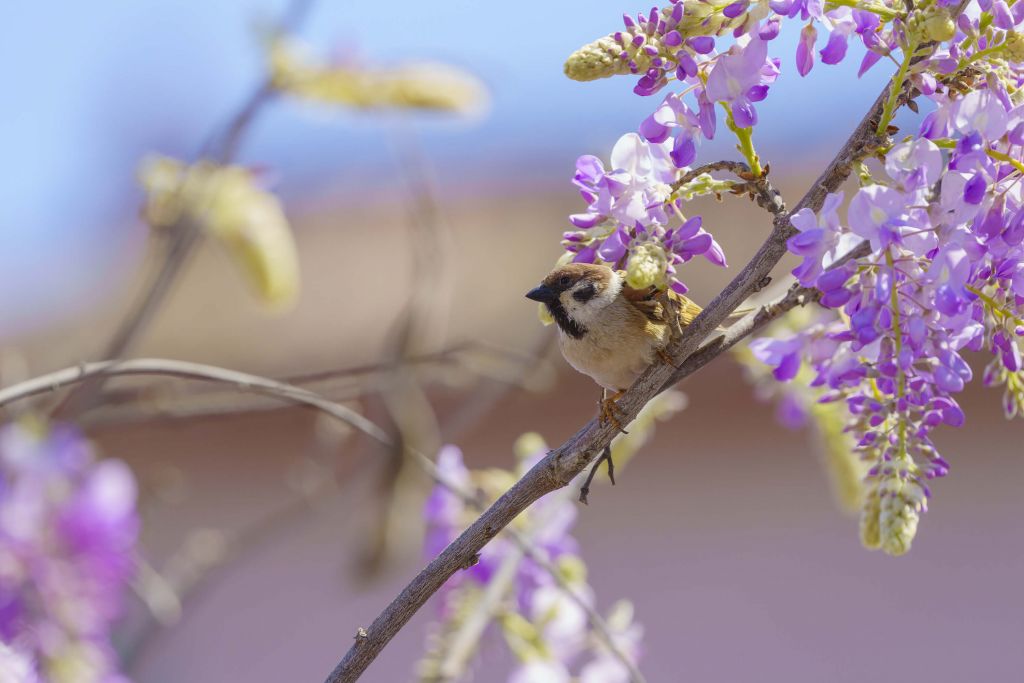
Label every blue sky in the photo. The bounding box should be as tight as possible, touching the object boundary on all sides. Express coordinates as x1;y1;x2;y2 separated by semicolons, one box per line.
0;1;904;336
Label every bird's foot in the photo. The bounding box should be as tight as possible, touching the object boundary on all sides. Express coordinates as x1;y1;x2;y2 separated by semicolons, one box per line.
597;393;628;434
579;445;615;505
656;347;680;370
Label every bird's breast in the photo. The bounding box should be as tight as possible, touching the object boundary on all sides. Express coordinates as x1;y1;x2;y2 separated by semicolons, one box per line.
558;308;668;392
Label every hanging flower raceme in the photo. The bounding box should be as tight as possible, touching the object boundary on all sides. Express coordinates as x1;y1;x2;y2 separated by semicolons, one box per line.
564;0;773;95
267;35;487;114
417;437;641;683
139;155;300;310
752;75;1024;555
419;393;683;681
0;421;139;682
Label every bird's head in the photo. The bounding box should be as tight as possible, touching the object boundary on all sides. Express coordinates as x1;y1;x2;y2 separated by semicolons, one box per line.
525;263;623;338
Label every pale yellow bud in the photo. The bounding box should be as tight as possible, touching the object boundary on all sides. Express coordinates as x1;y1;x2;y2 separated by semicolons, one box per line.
268;35;486;114
555;554;588;586
625;243;668;290
538;302;555;326
137;156;300;309
908;6;955;44
860;477;925;556
1004;31;1024;62
564;35;636;82
878;479;924;556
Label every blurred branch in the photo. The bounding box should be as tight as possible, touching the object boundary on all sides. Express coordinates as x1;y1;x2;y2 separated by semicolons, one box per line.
358;125;455;575
73;341;538;427
0;359;388;442
51;0;317;420
323;76;900;683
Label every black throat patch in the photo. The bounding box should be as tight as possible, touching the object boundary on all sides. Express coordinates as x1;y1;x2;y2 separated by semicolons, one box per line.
546;300;587;339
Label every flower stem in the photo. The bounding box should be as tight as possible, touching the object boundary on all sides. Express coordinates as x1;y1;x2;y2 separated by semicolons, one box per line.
967;284;1024;326
721;103;762;176
876;42;917;136
986;148;1024;176
826;0;902;20
886;249;908;458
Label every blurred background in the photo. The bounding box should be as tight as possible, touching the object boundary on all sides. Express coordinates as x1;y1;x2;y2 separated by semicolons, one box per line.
2;1;1022;681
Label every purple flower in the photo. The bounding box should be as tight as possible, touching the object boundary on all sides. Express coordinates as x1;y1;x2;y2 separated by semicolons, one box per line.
749;335;804;381
797;23;818;76
787;191;859;288
705;37;776;127
953;90;1010;141
848;185;911;251
819;9;856;65
637;92;702;167
771;0;824;20
0;422;138;681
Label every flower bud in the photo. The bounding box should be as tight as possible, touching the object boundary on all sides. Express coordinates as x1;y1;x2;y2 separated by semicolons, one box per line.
625;243;669;289
908;6;956;43
1003;31;1024;62
564;35;636;81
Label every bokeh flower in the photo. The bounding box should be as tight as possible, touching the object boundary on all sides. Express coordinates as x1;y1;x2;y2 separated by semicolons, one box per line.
0;421;138;682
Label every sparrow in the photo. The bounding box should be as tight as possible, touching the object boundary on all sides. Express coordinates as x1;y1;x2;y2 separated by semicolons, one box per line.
525;262;702;432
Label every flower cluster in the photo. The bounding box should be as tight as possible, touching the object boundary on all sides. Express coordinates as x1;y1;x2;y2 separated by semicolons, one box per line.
418;439;641;683
563;3;789;294
565;133;727;293
419;393;683;681
754;76;1024;554
0;421;139;682
563;0;1024;555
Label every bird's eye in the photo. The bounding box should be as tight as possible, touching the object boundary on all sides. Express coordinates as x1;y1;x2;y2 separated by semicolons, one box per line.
559;276;572;287
573;282;596;303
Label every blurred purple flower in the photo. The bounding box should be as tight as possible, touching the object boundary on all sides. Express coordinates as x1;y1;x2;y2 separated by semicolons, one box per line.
0;422;138;682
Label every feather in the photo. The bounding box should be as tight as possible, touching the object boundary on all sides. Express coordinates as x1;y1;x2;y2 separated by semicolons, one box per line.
621;284;702;328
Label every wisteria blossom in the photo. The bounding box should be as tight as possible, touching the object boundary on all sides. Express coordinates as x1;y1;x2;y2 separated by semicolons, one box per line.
559;0;1024;557
753;78;1024;554
418;435;642;682
419;392;683;681
0;422;138;682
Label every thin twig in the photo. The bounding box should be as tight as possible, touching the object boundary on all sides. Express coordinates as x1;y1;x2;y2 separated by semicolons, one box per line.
0;359;388;444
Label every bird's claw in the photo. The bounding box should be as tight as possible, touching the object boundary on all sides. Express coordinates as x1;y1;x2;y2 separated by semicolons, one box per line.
656;347;680;370
598;396;628;434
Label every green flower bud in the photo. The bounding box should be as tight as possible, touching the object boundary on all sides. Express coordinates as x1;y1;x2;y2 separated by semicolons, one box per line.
861;477;925;556
564;35;636;82
1004;31;1024;62
908;6;955;44
625;244;669;290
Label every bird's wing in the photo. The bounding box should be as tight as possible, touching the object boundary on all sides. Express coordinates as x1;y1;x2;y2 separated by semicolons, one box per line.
621;284;703;326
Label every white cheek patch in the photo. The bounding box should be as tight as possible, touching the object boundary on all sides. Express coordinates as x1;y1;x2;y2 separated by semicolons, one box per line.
597;273;622;304
563;277;619;326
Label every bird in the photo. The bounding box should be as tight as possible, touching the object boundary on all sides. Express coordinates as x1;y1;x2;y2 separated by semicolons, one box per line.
525;262;704;432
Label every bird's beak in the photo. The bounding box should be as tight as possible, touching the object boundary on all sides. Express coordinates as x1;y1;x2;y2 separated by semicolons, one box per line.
525;284;556;303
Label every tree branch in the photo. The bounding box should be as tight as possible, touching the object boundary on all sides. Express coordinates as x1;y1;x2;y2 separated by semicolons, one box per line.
322;76;898;683
0;359;389;444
